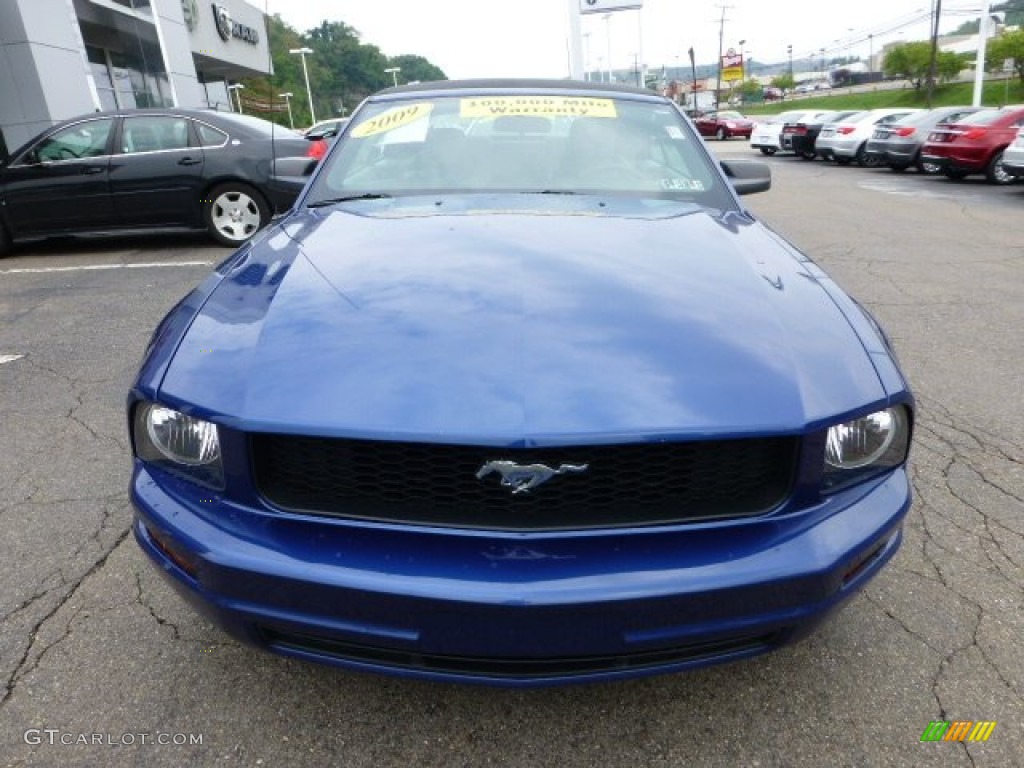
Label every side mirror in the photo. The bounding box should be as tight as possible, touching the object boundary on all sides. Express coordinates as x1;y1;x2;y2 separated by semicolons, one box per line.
720;158;772;195
305;128;338;141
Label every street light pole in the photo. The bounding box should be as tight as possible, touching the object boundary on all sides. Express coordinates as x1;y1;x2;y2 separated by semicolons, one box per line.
604;13;612;83
738;38;746;83
279;92;293;129
384;67;401;87
787;44;793;76
583;32;591;80
289;47;316;125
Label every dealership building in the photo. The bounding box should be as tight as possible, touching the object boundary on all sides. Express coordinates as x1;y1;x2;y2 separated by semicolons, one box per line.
0;0;270;157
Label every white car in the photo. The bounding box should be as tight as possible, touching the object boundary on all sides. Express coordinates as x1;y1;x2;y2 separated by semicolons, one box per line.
1002;126;1024;179
750;109;826;156
816;108;924;166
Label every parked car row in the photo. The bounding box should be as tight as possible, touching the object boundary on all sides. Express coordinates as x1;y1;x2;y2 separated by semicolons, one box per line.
748;105;1024;185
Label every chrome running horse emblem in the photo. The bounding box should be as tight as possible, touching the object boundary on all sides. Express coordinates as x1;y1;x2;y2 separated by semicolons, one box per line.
476;460;589;494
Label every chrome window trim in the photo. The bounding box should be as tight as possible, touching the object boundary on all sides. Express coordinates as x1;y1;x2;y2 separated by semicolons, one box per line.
11;116;117;167
191;118;230;149
118;114;193;157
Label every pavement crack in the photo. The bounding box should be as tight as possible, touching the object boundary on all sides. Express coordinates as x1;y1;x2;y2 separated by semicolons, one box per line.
0;528;130;709
135;572;181;642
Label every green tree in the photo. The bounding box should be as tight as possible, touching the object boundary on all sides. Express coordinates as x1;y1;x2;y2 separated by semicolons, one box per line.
883;41;964;89
240;15;446;129
736;78;763;102
386;55;446;85
987;28;1024;84
770;72;795;91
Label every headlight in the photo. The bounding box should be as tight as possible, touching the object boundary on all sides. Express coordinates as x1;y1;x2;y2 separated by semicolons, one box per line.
823;406;910;491
134;402;224;488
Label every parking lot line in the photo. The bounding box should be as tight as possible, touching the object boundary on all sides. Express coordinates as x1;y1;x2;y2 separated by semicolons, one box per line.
1;260;212;274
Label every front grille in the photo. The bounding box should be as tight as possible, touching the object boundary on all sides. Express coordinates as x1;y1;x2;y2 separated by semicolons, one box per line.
261;627;778;680
251;435;798;530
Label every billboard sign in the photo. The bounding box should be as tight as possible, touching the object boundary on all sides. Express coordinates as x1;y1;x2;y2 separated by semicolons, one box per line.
580;0;642;14
721;49;744;82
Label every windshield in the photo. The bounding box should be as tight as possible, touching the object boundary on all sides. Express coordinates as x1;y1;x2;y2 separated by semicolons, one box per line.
305;92;734;210
959;109;1014;126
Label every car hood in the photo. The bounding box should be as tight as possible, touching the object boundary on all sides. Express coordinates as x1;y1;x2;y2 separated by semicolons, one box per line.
159;203;887;443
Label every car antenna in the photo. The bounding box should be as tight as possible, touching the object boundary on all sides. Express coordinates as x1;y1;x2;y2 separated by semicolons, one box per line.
265;0;276;196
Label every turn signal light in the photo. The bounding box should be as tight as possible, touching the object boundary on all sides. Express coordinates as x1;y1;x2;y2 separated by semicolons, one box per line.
895;127;916;137
962;128;988;140
837;126;856;135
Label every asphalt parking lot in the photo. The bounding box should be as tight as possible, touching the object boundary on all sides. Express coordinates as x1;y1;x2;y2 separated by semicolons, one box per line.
1;147;1022;767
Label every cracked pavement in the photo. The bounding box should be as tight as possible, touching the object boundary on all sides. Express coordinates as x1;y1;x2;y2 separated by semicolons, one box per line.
0;158;1021;767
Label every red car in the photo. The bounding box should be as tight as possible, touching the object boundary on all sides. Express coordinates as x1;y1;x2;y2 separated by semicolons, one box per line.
693;110;754;140
920;106;1024;184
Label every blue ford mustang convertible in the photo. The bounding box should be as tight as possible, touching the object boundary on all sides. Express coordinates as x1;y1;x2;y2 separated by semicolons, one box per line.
128;80;913;686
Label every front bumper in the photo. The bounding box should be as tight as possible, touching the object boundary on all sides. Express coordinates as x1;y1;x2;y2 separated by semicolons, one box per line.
132;464;911;687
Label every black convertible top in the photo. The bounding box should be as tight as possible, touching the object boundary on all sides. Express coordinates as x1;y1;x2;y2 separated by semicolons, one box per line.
376;78;661;98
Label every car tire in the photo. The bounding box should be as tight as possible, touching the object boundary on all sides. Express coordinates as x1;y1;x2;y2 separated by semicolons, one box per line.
856;144;880;168
716;127;726;141
759;147;777;156
916;156;941;175
204;182;270;247
0;223;12;258
799;150;816;160
985;150;1014;185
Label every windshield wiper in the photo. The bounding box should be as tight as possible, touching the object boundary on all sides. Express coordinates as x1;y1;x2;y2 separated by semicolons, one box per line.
307;193;393;208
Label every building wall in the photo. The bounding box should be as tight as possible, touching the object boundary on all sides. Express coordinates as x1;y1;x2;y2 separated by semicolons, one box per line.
151;0;203;107
186;0;271;77
0;0;97;151
0;0;269;156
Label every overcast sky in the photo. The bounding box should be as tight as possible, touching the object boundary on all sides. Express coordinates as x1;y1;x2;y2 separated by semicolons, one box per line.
261;1;980;80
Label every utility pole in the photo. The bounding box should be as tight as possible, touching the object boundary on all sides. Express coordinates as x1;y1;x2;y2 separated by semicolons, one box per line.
714;5;731;109
688;46;697;111
972;0;992;106
926;0;942;107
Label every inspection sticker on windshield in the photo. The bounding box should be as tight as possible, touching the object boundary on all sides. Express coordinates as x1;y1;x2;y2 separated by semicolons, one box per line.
460;96;617;118
351;103;433;138
661;178;705;191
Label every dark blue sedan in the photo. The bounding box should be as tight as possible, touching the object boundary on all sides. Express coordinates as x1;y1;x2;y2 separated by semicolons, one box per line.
128;79;913;687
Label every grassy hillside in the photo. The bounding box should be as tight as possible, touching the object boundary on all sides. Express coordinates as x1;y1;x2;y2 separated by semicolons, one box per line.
743;78;1024;116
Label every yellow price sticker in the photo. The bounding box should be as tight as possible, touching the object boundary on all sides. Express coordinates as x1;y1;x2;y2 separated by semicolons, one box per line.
460;96;617;119
350;103;433;138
